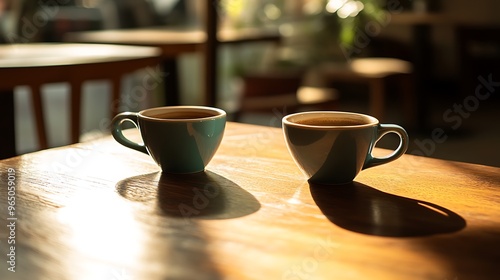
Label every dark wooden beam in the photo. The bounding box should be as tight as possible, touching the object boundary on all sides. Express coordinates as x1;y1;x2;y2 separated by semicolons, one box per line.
0;90;16;159
204;0;219;106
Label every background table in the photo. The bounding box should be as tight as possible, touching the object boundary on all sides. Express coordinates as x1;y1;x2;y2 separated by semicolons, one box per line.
0;122;498;279
64;26;282;107
0;43;161;158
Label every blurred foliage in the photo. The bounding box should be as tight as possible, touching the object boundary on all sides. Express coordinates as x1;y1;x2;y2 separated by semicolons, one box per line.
218;0;388;77
336;0;386;47
220;0;386;59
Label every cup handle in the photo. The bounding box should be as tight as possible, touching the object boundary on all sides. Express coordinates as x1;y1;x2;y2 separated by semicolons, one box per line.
363;124;409;169
111;112;148;154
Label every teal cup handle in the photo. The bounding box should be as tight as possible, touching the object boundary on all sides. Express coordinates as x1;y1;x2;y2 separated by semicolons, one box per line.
110;106;226;174
363;124;409;169
111;112;148;154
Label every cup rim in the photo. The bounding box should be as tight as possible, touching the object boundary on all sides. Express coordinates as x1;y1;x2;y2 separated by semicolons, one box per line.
138;106;226;122
282;111;378;129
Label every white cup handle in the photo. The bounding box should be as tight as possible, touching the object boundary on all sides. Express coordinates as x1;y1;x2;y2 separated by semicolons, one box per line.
363;124;409;169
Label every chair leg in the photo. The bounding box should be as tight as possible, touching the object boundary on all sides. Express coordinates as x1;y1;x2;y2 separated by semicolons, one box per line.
70;80;83;144
400;74;417;129
231;110;242;122
369;78;386;121
31;85;48;149
110;76;121;119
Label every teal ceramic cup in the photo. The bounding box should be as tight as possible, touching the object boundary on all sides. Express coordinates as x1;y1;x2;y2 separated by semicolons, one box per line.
282;111;409;185
111;106;226;173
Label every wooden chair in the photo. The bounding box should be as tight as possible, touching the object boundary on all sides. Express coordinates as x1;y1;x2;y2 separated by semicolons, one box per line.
456;25;500;99
0;43;160;153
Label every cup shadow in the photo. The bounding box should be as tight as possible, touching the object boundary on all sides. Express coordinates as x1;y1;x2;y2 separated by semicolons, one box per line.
116;171;260;220
309;181;466;237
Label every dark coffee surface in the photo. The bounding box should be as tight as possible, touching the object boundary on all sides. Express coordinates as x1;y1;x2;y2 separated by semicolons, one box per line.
295;118;366;126
152;111;217;119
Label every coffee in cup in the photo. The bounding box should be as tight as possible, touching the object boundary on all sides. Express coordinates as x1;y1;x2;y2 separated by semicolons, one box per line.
282;111;409;185
111;106;226;174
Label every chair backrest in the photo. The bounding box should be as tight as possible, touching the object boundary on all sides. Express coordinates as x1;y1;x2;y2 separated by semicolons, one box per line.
457;25;500;74
456;25;500;97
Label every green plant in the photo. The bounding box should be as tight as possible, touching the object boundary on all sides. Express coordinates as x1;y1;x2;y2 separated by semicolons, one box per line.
324;0;386;47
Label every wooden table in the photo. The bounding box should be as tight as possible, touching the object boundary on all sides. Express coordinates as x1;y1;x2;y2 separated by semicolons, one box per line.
64;27;283;55
1;122;499;279
64;26;282;106
0;43;161;158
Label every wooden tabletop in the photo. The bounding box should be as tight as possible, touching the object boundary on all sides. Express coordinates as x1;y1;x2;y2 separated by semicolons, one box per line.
390;12;500;26
1;122;499;279
0;43;161;88
0;43;160;66
64;27;282;57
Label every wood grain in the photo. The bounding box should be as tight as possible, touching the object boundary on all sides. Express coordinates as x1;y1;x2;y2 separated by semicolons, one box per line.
0;122;499;280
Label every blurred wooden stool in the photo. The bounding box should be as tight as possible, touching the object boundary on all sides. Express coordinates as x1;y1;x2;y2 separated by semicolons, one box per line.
234;72;339;121
307;57;415;127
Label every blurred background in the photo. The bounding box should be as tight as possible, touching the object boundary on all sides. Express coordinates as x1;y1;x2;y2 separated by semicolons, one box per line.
1;0;499;166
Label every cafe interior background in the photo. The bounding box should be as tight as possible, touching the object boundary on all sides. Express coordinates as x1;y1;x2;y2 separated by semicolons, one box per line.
0;0;499;167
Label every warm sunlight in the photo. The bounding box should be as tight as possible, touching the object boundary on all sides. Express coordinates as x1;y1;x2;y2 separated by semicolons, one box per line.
326;0;364;18
350;58;412;77
57;191;146;267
